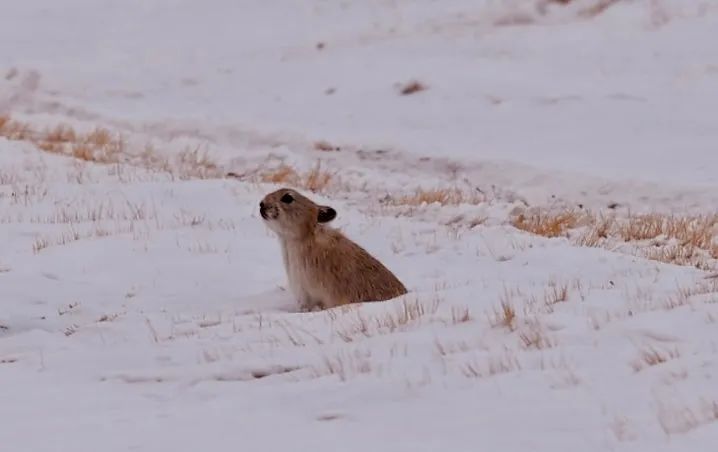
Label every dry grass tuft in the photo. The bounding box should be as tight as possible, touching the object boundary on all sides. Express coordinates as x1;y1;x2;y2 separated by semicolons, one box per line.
616;214;664;241
315;349;373;382
377;297;441;332
631;345;680;372
656;398;718;435
173;146;221;179
663;280;718;310
257;161;335;192
32;237;49;254
44;124;77;144
30;222;138;253
304;162;334;192
460;351;522;379
575;215;613;247
0;116;31;140
389;188;484;207
33;125;125;164
583;213;718;256
451;305;472;324
575;213;718;251
645;244;707;270
434;338;473;356
544;282;569;306
512;210;582;238
491;289;518;330
259;164;297;184
518;326;556;350
331;296;441;341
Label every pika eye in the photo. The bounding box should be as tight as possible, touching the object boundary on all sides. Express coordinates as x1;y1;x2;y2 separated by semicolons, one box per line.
280;193;294;204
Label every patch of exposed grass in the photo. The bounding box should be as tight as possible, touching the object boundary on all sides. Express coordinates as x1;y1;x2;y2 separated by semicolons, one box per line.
512;210;582;238
34;124;124;164
256;161;336;192
0;115;224;180
615;213;718;246
388;188;485;207
490;289;518;330
516;208;718;270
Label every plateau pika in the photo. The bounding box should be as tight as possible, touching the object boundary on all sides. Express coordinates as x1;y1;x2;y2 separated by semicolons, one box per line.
259;188;407;311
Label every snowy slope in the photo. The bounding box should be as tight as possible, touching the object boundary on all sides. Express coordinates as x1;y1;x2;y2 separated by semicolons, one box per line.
2;0;717;191
1;1;718;451
2;144;716;451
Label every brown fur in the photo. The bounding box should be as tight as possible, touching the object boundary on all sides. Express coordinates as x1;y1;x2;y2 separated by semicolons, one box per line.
260;188;407;311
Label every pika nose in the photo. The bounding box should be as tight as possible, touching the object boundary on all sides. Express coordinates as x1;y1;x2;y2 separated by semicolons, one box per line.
259;201;265;210
259;201;267;219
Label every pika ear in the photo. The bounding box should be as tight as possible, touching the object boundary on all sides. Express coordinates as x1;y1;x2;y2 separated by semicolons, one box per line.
317;206;337;223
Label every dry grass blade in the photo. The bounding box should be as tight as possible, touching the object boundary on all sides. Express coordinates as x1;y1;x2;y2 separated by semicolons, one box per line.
518;327;556;350
491;289;517;330
545;283;569;306
451;306;472;324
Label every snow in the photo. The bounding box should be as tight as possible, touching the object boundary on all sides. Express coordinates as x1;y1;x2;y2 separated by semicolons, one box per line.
1;1;718;451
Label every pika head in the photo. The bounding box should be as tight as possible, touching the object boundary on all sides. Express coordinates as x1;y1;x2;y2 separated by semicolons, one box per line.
259;188;336;239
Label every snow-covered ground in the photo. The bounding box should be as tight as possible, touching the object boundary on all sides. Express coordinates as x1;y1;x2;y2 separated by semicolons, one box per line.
1;1;718;451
